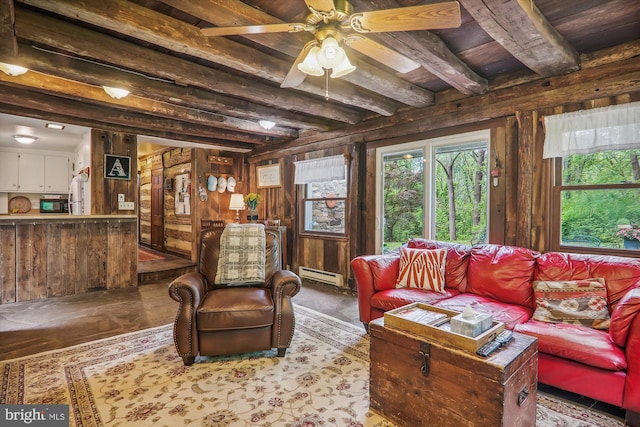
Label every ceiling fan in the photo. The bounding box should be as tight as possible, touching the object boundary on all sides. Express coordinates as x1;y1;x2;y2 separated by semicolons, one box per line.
201;0;461;88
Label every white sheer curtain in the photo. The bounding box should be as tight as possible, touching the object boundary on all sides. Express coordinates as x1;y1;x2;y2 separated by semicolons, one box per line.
294;155;346;184
543;101;640;158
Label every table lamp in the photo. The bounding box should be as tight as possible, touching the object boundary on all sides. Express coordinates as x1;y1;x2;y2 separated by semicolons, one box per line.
229;193;245;222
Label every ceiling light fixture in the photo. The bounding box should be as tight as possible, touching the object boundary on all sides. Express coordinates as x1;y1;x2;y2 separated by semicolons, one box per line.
102;86;130;99
297;36;355;79
258;120;276;130
14;135;38;144
45;123;65;130
0;62;29;76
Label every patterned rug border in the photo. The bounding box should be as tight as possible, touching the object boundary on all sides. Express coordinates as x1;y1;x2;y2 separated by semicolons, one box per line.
0;304;625;426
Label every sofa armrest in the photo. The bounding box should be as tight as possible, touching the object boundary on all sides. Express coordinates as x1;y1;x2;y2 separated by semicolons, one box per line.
609;288;640;348
351;254;400;325
168;272;207;357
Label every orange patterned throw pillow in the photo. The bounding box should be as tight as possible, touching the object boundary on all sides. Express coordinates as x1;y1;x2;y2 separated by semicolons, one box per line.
396;247;447;293
532;278;610;330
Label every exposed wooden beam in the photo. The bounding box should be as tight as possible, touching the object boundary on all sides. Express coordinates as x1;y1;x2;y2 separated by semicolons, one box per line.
162;0;435;107
11;44;299;140
459;0;580;76
0;0;17;57
18;0;398;116
253;55;640;156
0;103;252;151
0;83;269;148
349;0;488;95
15;7;361;127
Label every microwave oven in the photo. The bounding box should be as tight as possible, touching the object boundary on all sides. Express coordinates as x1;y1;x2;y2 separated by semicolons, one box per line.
40;198;69;213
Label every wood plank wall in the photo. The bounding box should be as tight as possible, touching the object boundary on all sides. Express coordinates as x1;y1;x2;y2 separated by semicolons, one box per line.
0;218;137;304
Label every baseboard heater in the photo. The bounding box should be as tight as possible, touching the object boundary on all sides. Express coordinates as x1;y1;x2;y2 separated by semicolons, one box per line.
298;266;344;287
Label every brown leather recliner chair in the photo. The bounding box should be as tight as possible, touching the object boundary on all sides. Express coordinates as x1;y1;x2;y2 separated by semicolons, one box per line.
168;227;301;366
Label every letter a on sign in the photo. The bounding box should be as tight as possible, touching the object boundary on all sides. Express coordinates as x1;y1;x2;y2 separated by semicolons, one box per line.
104;154;131;180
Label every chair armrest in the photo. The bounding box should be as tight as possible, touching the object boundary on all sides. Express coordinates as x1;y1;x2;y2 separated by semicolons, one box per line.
167;272;207;358
269;270;302;299
268;270;301;349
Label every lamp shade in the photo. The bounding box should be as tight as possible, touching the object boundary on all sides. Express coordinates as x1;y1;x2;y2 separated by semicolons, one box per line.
14;135;37;144
229;193;245;210
297;46;324;76
317;37;346;69
330;55;356;78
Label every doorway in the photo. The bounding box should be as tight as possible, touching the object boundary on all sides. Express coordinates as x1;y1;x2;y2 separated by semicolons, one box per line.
150;169;164;250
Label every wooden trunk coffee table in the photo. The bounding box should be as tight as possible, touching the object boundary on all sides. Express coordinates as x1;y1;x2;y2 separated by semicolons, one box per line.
369;317;538;426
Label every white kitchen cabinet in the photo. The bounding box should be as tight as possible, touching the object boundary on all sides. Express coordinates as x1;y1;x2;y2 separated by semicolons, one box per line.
0;151;19;191
0;151;71;193
18;153;45;192
45;155;70;192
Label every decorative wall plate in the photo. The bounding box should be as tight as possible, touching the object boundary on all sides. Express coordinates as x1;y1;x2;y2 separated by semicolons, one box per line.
8;196;32;214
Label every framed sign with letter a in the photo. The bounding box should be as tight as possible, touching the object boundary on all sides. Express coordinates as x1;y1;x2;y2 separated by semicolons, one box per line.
104;154;131;180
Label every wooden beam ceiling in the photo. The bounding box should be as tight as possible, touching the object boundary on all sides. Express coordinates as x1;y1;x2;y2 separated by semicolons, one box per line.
459;0;580;76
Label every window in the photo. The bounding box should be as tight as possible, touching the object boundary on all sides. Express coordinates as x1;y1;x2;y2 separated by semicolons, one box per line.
302;179;347;234
544;102;640;253
376;130;490;253
295;155;348;236
552;149;640;251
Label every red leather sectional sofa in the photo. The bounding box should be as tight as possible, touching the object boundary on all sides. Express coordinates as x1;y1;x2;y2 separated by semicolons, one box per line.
351;239;640;418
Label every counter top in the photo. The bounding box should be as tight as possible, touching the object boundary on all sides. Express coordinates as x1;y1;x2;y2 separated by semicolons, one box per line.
0;214;137;222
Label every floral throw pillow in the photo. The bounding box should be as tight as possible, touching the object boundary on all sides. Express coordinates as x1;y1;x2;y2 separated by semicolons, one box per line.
396;247;447;293
532;278;610;330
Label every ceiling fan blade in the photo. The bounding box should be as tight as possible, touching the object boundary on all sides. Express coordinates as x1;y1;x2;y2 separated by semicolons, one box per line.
201;23;308;37
346;36;420;74
281;41;317;88
349;2;461;33
304;0;336;13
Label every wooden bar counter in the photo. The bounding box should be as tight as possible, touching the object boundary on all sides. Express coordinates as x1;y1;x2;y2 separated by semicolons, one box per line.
0;215;138;304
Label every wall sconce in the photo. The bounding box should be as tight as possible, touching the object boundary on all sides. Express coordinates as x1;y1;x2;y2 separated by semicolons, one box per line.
229;193;245;223
0;62;28;76
102;86;130;99
14;135;38;144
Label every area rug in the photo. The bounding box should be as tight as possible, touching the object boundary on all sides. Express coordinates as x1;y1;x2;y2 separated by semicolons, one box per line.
138;247;165;262
0;306;623;427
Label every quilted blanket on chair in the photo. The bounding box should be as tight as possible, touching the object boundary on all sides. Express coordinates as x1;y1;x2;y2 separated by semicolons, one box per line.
215;224;266;284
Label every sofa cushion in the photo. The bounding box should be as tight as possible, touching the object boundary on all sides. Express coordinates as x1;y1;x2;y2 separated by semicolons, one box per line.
467;244;539;308
535;251;640;310
371;288;458;313
532;278;611;330
367;254;400;292
433;294;532;330
396;246;447;293
609;288;640;347
515;320;627;371
408;239;471;292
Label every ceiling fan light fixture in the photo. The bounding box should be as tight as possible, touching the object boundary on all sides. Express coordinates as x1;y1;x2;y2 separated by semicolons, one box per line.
0;62;28;76
330;55;356;78
14;135;38;144
317;36;346;69
102;86;130;99
297;46;324;76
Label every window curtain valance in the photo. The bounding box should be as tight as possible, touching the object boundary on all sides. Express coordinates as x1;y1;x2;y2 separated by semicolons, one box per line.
542;101;640;158
294;155;346;184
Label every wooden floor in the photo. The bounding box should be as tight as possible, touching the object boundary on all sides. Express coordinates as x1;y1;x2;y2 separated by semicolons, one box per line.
0;248;360;361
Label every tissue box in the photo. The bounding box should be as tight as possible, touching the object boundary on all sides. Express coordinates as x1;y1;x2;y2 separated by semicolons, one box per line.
450;311;493;337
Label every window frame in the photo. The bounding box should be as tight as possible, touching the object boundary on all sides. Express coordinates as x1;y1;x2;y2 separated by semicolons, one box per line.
549;157;640;256
298;176;349;239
